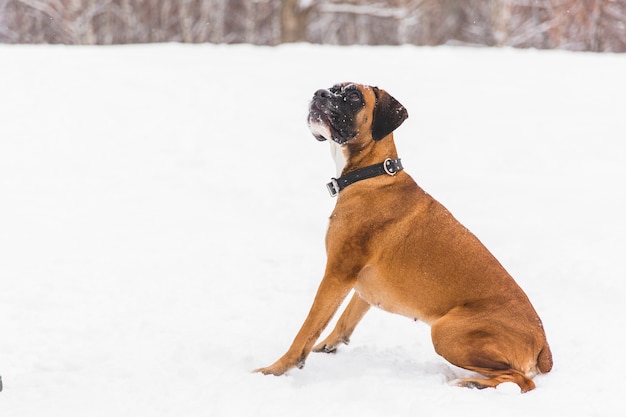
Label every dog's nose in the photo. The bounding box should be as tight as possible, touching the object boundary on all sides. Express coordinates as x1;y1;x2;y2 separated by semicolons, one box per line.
314;89;332;99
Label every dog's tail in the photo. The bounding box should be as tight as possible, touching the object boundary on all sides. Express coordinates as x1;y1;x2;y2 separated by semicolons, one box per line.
537;343;553;374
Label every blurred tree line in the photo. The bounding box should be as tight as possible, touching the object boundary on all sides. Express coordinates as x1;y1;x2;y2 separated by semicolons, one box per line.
1;0;625;52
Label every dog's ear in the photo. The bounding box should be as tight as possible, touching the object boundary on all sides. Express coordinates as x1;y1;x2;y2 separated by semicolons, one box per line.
371;87;409;141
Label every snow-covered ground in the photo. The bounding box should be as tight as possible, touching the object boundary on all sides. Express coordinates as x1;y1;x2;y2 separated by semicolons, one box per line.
1;43;625;416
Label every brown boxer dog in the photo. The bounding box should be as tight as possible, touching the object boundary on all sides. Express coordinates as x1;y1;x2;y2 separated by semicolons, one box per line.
255;82;552;392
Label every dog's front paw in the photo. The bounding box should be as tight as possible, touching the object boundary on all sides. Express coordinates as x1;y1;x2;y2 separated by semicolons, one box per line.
312;336;349;354
312;343;338;354
254;356;305;376
254;365;288;376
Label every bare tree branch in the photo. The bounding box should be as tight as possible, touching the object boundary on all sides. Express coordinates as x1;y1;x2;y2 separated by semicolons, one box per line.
0;0;624;51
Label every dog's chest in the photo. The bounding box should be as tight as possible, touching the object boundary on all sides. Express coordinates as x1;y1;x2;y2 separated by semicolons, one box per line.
354;265;425;321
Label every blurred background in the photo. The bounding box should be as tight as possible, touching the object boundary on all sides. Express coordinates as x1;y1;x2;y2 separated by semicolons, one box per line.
1;0;625;52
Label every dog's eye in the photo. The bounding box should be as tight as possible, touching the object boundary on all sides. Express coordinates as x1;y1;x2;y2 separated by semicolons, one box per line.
347;92;361;103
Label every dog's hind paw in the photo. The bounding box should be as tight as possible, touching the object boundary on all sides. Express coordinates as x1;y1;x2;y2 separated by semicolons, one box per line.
448;378;488;390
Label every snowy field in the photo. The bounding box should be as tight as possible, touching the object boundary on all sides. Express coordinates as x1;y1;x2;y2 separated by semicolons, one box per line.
1;43;625;416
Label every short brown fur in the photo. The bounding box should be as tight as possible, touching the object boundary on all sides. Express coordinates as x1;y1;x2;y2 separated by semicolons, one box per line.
255;84;552;393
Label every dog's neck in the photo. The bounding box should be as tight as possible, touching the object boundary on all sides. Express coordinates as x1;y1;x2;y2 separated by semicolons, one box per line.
329;141;348;177
331;136;399;177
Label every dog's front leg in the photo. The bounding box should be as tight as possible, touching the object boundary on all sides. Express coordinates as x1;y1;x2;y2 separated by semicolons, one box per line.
313;292;370;353
255;274;353;376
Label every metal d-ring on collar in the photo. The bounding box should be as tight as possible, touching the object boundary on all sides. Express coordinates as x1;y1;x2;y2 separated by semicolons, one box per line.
326;158;403;197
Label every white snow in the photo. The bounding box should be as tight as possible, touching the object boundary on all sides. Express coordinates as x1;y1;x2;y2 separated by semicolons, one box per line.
1;43;625;416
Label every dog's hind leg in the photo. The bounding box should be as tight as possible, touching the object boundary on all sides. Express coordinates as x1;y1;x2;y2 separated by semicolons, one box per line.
450;368;535;392
313;292;370;353
431;307;540;393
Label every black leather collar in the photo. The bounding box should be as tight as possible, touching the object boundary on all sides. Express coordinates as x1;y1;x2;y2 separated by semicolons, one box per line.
326;158;403;197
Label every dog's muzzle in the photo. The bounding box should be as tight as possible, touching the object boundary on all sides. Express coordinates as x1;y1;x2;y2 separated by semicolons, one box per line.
308;99;334;142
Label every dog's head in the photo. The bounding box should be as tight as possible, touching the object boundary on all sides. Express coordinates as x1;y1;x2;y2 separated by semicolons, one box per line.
307;82;408;145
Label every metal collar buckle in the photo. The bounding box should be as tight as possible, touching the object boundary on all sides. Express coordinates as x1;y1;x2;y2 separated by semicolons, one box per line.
383;158;398;176
326;178;340;197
